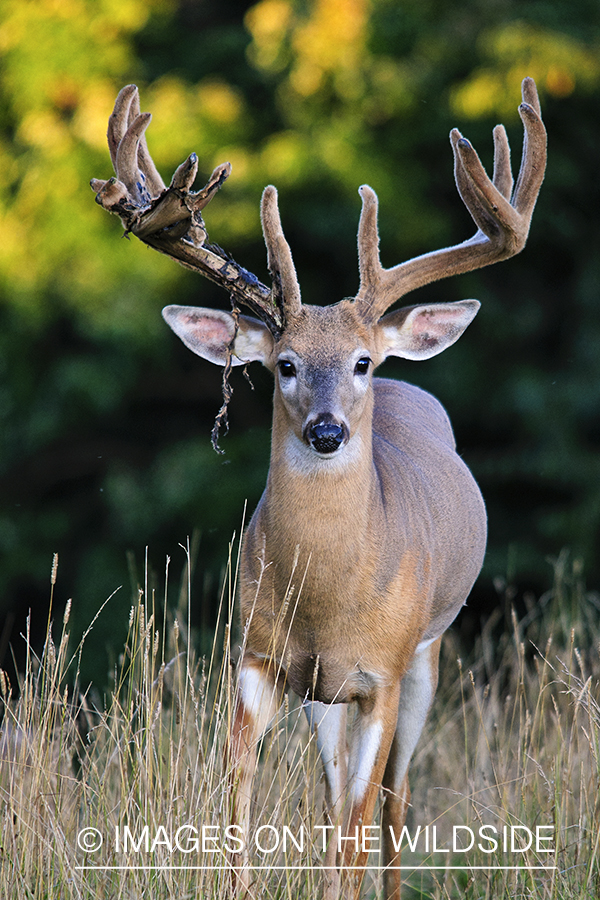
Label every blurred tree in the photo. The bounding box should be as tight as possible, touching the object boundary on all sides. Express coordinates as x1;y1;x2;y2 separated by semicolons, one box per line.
0;0;599;685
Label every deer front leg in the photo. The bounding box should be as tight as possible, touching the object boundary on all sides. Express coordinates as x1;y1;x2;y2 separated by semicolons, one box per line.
332;682;402;900
227;657;284;895
382;637;442;900
304;700;349;900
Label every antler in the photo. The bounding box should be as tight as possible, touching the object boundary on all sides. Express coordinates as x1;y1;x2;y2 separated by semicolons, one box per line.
91;84;302;336
354;77;547;323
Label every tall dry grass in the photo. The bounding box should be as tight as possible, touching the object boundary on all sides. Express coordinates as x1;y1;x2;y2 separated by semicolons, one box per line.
405;552;600;899
0;546;598;899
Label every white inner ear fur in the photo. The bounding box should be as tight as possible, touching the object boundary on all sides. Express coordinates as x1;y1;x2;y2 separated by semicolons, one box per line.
162;305;273;366
233;315;274;365
379;299;480;361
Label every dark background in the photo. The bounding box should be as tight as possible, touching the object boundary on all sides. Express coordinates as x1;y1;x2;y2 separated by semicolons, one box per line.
1;0;599;686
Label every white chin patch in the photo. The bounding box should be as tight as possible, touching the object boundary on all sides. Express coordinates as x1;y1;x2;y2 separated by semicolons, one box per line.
285;432;361;473
311;443;346;458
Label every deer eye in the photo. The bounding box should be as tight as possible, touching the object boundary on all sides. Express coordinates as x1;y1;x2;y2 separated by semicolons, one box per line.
354;357;371;376
278;360;296;378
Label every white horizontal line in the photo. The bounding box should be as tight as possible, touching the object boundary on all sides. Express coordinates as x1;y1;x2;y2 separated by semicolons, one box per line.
75;865;558;872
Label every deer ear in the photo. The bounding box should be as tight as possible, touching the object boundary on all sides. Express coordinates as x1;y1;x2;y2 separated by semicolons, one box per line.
162;306;274;366
378;300;480;361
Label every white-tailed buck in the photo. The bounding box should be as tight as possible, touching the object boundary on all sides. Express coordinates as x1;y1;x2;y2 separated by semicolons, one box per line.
92;78;546;899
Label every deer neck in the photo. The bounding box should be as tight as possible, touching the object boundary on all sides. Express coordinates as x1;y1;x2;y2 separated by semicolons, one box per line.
263;387;377;549
243;385;411;653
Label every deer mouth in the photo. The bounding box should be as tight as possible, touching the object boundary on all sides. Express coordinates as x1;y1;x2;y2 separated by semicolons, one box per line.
305;418;349;455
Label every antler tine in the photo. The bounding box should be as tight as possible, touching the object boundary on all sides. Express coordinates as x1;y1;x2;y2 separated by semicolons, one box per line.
261;186;302;324
106;84;136;170
115;110;155;204
355;77;547;323
126;85;166;199
92;86;286;336
491;124;512;200
355;185;386;308
513;77;546;216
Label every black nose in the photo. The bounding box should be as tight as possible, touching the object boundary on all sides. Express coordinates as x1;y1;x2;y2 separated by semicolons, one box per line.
308;421;345;454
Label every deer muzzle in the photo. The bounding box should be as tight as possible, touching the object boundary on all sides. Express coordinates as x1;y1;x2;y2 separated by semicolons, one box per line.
305;418;348;455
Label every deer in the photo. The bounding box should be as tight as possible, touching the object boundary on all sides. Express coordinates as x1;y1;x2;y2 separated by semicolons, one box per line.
91;77;546;899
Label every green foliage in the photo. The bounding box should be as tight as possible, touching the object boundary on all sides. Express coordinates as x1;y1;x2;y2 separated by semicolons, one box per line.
0;0;599;682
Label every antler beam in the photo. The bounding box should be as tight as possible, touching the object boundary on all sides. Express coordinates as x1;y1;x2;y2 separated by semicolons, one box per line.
354;77;547;322
91;84;289;336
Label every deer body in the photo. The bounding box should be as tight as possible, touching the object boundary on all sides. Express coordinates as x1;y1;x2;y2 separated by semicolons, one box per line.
242;344;486;711
92;77;545;899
